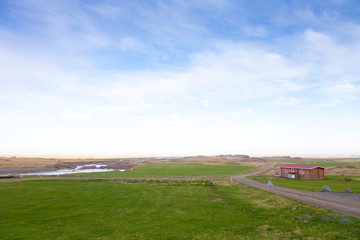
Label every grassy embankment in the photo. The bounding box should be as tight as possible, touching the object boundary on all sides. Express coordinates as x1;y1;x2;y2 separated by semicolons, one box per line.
25;162;254;178
1;179;360;239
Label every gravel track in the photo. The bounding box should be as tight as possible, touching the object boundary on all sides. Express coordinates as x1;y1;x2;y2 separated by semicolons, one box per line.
232;162;360;218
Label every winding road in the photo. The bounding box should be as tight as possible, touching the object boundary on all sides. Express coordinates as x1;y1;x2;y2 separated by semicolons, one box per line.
1;162;359;218
232;162;360;218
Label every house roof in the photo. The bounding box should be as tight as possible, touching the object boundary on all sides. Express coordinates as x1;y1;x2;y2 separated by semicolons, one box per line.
279;164;325;170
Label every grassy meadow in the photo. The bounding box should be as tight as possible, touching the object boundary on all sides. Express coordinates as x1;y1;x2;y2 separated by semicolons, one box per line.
253;159;360;192
1;179;360;239
25;163;254;178
253;175;360;193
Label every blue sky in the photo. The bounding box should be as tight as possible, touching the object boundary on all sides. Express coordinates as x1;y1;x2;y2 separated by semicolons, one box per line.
1;0;360;156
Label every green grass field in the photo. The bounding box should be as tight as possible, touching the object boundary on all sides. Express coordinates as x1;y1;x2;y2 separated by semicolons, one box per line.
26;163;254;178
252;175;360;193
1;179;359;239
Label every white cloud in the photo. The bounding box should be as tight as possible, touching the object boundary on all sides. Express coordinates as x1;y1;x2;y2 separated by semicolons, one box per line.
269;97;301;106
320;75;360;100
6;29;359;117
278;28;360;105
302;29;360;73
164;115;220;126
324;82;360;97
315;99;343;107
61;112;91;121
180;43;307;100
133;115;156;123
78;42;310;111
2;27;359;117
241;108;253;113
92;104;155;117
261;117;276;122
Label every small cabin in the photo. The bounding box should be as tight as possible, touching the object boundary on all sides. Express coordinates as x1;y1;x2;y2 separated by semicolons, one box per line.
277;164;325;179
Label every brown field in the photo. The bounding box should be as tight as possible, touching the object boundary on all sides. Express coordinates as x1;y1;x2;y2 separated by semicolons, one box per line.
158;155;267;167
323;166;360;176
1;155;360;176
251;156;360;176
0;156;139;175
0;157;115;169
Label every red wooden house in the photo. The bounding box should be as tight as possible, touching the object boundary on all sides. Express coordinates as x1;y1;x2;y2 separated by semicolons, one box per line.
278;164;325;179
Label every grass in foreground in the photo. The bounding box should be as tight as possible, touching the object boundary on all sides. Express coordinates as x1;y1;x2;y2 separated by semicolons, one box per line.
252;175;360;193
1;180;359;239
26;163;254;178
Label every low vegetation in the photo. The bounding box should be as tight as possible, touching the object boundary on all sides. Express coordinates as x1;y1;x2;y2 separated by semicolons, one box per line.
278;161;360;176
280;161;360;167
252;175;360;193
1;180;359;239
26;163;254;178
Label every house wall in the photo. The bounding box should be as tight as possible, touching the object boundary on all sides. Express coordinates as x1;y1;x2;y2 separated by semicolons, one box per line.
279;167;324;179
280;168;299;178
298;169;310;179
280;168;288;177
309;168;324;179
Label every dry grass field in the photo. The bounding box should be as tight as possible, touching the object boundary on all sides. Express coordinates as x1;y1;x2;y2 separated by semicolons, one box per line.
322;166;360;176
261;165;360;176
0;156;138;175
0;155;267;169
0;157;67;168
258;157;360;176
0;157;122;169
1;155;359;177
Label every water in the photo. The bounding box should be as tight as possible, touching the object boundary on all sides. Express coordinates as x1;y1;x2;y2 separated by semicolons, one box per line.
22;164;125;176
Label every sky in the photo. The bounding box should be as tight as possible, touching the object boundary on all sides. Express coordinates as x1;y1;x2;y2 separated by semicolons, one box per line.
0;0;360;156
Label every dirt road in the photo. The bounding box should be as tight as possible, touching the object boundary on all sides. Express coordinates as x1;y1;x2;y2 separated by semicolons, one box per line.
232;162;360;218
